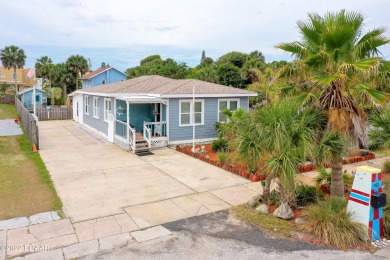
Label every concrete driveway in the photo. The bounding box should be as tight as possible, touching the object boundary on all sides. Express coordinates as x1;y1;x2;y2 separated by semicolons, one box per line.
39;121;261;224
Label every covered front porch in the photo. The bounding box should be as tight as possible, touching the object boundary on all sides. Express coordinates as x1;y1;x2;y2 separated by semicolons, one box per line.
114;96;168;152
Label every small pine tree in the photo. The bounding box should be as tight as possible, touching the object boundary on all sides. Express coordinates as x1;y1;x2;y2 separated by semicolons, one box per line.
201;50;206;64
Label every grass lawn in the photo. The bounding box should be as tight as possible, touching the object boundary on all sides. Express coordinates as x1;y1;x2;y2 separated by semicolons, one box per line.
232;205;296;237
0;104;62;220
0;104;18;120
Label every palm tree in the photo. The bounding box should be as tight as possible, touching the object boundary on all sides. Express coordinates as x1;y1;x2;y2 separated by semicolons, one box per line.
0;45;26;94
35;56;53;83
52;63;74;96
231;98;322;204
369;106;390;150
66;55;89;90
276;10;390;198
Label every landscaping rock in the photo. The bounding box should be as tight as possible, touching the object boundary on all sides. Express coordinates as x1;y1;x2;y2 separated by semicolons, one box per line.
273;203;294;220
255;204;269;214
247;195;262;208
294;217;305;224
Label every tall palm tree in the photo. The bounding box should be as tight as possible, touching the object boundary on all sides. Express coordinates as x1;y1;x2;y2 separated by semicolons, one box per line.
66;55;89;90
52;63;74;96
0;45;26;94
35;56;52;77
276;10;390;198
230;98;323;204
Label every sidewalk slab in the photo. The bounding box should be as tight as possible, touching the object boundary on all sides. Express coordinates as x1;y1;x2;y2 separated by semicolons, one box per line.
6;227;40;257
74;216;123;242
185;192;231;212
29;212;54;225
130;226;171;243
41;234;78;251
29;219;74;241
0;230;6;260
124;200;189;229
374;246;390;258
170;196;211;216
0;217;30;231
62;240;99;259
210;185;258;206
98;233;132;251
113;214;139;232
24;248;64;260
244;182;263;194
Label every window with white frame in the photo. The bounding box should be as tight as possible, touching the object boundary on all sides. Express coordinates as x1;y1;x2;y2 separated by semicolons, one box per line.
0;73;5;78
104;98;112;121
218;99;239;122
12;73;16;80
179;100;204;126
93;97;99;118
84;96;90;115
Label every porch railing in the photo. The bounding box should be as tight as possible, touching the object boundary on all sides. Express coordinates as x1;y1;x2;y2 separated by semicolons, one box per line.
143;121;167;138
143;121;168;148
115;120;136;151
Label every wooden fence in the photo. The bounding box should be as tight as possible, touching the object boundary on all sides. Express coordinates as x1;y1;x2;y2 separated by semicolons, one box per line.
34;106;73;121
15;98;39;149
0;94;15;104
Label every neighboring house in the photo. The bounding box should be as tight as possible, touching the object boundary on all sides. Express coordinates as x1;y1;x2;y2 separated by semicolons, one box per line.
0;66;34;93
20;88;47;108
69;75;256;153
81;67;127;89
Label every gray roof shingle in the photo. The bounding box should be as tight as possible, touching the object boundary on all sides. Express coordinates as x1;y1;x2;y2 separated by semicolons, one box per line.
81;75;255;96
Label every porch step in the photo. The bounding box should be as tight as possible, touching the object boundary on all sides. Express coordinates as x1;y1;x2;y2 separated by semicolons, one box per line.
134;140;150;154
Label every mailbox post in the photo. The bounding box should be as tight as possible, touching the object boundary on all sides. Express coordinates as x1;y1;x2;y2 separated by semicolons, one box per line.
347;166;387;241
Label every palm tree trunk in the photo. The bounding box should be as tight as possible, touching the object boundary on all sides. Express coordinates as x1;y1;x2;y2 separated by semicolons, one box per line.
331;159;345;198
263;171;276;200
62;83;67;96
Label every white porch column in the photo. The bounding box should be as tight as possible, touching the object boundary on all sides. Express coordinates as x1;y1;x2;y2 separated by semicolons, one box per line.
126;101;130;141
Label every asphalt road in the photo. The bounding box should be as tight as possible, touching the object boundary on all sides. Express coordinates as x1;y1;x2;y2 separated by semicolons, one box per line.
81;210;381;260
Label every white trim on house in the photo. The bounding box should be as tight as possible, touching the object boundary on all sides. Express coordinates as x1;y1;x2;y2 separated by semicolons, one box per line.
84;95;90;115
179;99;204;127
162;93;257;98
217;98;240;122
93;97;99;119
69;91;256;99
104;98;112;122
168;137;216;145
166;99;170;143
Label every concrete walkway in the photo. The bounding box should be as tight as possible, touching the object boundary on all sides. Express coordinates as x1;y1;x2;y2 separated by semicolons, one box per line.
38;121;260;224
0;120;22;136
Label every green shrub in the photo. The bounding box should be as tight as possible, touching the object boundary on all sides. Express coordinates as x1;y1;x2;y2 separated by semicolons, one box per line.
217;152;230;164
212;138;229;152
382;179;390;236
268;190;280;206
295;185;318;206
315;167;353;190
383;160;390;174
300;199;368;249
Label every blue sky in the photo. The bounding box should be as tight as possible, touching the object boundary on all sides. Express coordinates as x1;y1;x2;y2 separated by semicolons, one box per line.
1;0;389;72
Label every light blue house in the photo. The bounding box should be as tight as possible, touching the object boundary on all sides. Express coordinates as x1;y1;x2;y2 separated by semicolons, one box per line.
70;75;256;153
81;67;127;89
20;88;47;108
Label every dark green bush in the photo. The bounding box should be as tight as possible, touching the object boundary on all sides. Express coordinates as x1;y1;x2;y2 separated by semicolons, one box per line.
296;185;318;206
211;138;228;152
